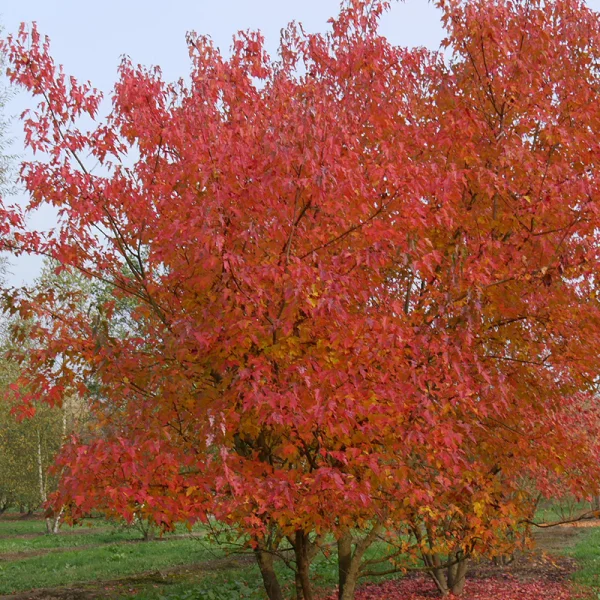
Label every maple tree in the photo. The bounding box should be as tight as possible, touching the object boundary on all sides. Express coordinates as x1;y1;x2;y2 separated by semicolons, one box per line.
2;0;600;597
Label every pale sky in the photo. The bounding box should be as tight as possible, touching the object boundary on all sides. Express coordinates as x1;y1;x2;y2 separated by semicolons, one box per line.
0;0;445;285
3;0;599;285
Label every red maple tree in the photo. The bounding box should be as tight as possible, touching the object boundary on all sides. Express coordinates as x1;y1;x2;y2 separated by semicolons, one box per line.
2;0;600;598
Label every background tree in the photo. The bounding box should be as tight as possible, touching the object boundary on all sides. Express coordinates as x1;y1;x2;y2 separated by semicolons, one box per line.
0;395;63;514
0;261;89;531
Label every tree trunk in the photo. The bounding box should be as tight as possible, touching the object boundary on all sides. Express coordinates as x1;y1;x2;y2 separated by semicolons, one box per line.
448;558;468;595
0;497;10;515
338;535;364;600
427;556;468;597
44;405;69;535
254;548;284;600
339;564;360;600
427;560;450;596
295;572;305;600
337;523;383;600
294;530;314;600
51;515;61;534
45;507;63;535
36;428;47;504
338;532;353;600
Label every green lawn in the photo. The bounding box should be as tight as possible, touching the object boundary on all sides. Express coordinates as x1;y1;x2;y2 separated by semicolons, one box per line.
566;526;600;592
0;516;398;599
0;529;138;553
124;565;270;600
0;516;222;596
115;538;404;599
0;537;221;595
534;499;595;525
0;521;206;554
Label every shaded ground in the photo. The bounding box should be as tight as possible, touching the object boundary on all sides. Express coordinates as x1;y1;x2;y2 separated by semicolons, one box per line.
323;577;583;600
320;526;595;600
462;524;588;584
469;550;578;584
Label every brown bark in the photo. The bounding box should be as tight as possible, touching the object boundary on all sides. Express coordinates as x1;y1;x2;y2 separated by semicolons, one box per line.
338;523;383;600
294;530;314;600
338;535;362;600
449;558;468;595
425;554;450;596
426;555;468;597
339;565;360;600
295;572;305;600
254;548;284;600
338;532;353;600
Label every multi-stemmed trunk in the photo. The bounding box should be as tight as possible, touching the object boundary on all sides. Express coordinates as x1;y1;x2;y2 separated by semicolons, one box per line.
427;555;469;596
253;528;321;600
337;523;383;600
45;507;63;535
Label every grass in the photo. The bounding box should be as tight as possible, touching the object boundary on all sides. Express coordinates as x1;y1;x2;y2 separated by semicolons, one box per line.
0;516;81;536
0;521;208;554
535;499;592;525
0;537;223;595
0;514;111;535
0;515;224;596
125;565;269;600
0;515;348;599
117;537;404;599
566;526;600;592
0;529;139;553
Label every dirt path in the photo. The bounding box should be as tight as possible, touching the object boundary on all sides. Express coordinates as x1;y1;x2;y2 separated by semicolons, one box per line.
534;523;589;552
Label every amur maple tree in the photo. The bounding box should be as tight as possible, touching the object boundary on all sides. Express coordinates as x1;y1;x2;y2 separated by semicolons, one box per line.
2;0;600;598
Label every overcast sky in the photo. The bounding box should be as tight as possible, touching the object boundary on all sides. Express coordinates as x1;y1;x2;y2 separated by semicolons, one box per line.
1;0;599;285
